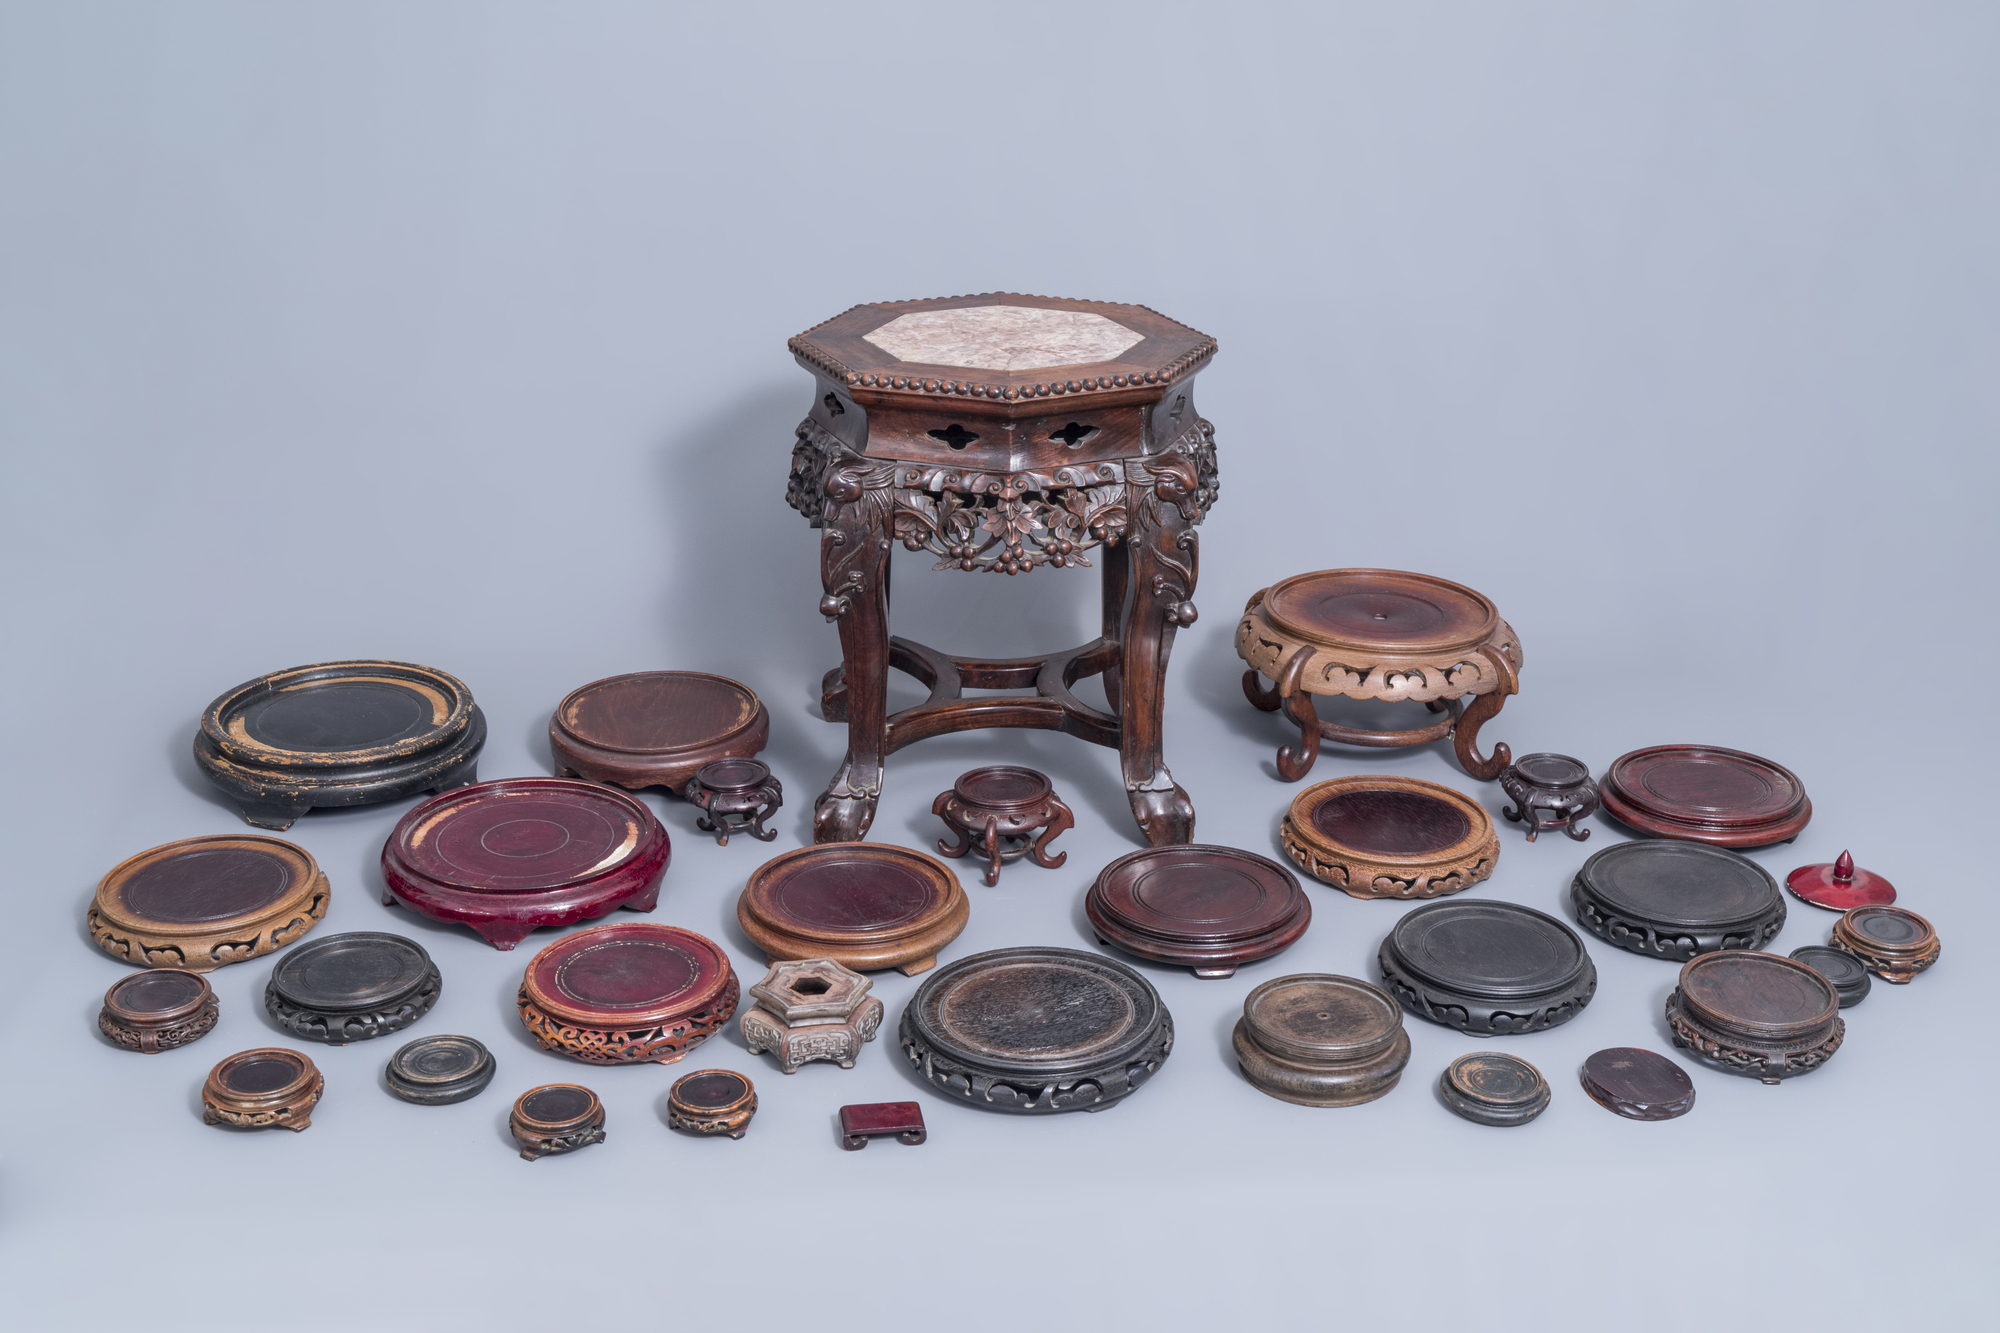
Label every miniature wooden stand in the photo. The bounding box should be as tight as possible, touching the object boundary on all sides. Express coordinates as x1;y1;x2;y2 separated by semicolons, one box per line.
1580;1048;1695;1121
787;294;1221;846
666;1070;758;1139
684;759;782;846
1281;775;1498;900
1569;840;1785;962
386;1035;495;1105
1832;906;1939;984
1789;945;1871;1007
739;958;883;1073
1086;844;1311;978
1498;754;1598;842
264;932;441;1045
1237;569;1521;782
737;843;969;975
511;1085;605;1160
517;922;739;1064
1667;951;1844;1084
99;969;218;1053
839;1102;926;1150
202;1048;322;1132
1439;1053;1551;1127
932;766;1074;886
550;670;769;793
380;777;670;949
900;947;1173;1114
1787;850;1896;911
1599;744;1811;847
194;660;484;829
1379;900;1598;1035
1232;974;1409;1107
89;835;329;973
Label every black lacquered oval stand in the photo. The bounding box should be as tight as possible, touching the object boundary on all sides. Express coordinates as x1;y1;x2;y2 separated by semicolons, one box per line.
265;932;441;1045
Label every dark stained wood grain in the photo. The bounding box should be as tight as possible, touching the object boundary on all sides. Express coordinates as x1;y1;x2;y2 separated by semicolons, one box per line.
1498;753;1598;842
511;1084;605;1160
1232;974;1409;1107
385;1034;495;1105
98;968;218;1053
737;843;968;975
1667;951;1844;1083
1086;844;1311;978
666;1069;757;1139
1599;744;1812;847
264;931;441;1045
932;766;1074;886
1439;1052;1550;1127
1379;900;1597;1035
1580;1048;1694;1121
838;1101;926;1149
1788;945;1872;1007
1831;905;1940;984
551;670;769;794
1569;840;1786;961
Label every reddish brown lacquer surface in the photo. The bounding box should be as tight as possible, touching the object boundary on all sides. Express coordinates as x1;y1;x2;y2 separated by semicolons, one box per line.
838;1101;926;1149
1263;569;1498;658
738;844;969;975
1787;850;1896;911
516;922;739;1065
1086;845;1310;978
1599;745;1811;848
550;671;769;793
381;778;669;950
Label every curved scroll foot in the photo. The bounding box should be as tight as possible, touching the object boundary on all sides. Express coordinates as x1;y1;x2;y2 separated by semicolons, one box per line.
813;793;876;844
1242;669;1281;712
1563;821;1592;843
1276;688;1322;782
1502;804;1523;823
1452;692;1512;781
1128;784;1195;846
1030;795;1073;870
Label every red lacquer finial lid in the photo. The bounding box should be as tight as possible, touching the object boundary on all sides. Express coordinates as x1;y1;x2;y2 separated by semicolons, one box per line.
1787;850;1896;911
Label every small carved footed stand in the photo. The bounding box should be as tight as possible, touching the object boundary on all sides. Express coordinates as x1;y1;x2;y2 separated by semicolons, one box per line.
1498;754;1598;843
684;759;782;846
932;766;1073;886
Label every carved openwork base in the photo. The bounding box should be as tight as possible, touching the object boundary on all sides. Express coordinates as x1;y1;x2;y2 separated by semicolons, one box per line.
741;998;884;1072
1667;995;1845;1085
684;759;782;846
202;1049;323;1132
511;1085;606;1160
266;964;441;1046
666;1070;758;1139
932;766;1074;887
518;985;738;1065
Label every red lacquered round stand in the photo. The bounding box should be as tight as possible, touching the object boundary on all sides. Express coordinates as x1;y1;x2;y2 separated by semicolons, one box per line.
381;778;670;950
517;922;739;1065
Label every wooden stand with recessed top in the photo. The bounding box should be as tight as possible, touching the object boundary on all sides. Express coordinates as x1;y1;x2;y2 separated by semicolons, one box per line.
787;294;1220;846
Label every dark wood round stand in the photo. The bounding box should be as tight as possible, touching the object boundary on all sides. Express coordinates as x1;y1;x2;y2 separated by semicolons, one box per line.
386;1035;495;1105
264;932;441;1045
1598;744;1811;847
1085;844;1311;978
1789;946;1872;1007
193;660;485;830
1580;1048;1695;1121
1379;900;1598;1035
1569;840;1786;962
684;759;783;846
1497;754;1598;842
1666;951;1843;1084
550;670;769;793
1439;1053;1551;1127
1236;570;1522;782
1231;974;1409;1106
932;766;1074;887
787;294;1220;847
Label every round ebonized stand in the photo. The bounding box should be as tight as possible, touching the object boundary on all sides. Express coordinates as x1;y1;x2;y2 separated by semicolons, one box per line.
932;766;1074;886
1666;951;1844;1084
1379;900;1597;1035
1231;974;1409;1107
1497;754;1597;842
684;759;783;846
1569;840;1786;962
1439;1053;1551;1127
386;1035;495;1105
264;933;441;1045
787;294;1220;846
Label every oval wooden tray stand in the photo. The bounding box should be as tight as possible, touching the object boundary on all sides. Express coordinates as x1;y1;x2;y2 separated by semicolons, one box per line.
1281;775;1498;900
738;844;969;976
88;835;330;973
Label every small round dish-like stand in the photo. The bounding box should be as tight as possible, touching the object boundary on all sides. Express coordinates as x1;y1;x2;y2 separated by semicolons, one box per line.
900;947;1173;1114
666;1070;758;1139
1086;844;1311;978
1569;840;1786;962
1379;900;1598;1035
550;670;769;793
1232;974;1409;1107
932;766;1074;887
511;1085;606;1161
386;1034;496;1105
1832;905;1939;984
1580;1048;1695;1122
1237;569;1522;782
1598;744;1811;848
194;660;485;830
380;777;671;950
1667;951;1844;1084
264;932;441;1046
1789;945;1871;1007
99;969;218;1053
738;843;969;975
88;835;330;973
1439;1053;1551;1127
1281;775;1498;900
517;922;739;1065
202;1048;323;1132
1497;753;1598;842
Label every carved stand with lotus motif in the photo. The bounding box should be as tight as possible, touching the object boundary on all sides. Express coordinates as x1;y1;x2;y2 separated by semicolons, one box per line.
787;294;1219;845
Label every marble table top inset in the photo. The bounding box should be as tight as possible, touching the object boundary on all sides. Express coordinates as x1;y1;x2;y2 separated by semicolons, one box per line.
864;305;1143;372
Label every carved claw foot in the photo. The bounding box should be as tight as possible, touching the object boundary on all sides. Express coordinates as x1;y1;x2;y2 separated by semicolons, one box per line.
1242;669;1281;712
1128;784;1195;846
237;800;310;831
813;793;876;844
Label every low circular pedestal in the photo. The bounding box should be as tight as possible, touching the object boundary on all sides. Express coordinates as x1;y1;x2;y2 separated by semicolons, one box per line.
684;759;783;846
1280;776;1498;900
517;922;739;1064
666;1070;757;1139
88;835;329;973
386;1034;495;1105
1236;569;1523;782
203;1048;323;1132
1832;906;1939;984
265;932;441;1045
1498;754;1598;843
900;947;1173;1114
740;958;884;1073
738;844;969;976
1580;1048;1695;1121
1789;945;1871;1007
1231;974;1409;1107
1439;1053;1551;1127
1599;745;1811;848
1379;900;1597;1035
1087;844;1310;978
98;969;218;1053
1569;840;1785;962
380;777;670;950
511;1085;605;1161
1787;850;1896;911
550;670;769;793
1667;951;1844;1084
194;660;485;830
932;766;1074;887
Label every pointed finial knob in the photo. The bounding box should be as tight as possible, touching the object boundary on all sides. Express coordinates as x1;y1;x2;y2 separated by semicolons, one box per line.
1833;850;1854;882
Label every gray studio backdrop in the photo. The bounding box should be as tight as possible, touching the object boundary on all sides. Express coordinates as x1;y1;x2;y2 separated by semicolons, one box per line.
2;3;1994;1329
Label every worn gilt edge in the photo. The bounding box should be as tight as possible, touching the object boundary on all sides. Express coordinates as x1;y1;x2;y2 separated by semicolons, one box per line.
517;986;739;1065
1280;816;1494;900
1236;610;1523;702
1666;995;1845;1078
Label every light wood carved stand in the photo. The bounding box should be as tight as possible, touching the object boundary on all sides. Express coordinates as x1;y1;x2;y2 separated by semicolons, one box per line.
787;295;1220;845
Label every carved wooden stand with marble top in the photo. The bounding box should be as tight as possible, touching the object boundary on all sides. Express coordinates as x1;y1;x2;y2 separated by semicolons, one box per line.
786;294;1219;845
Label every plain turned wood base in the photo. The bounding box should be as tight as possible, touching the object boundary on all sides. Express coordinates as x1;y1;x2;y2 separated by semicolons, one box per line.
1233;1020;1409;1107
